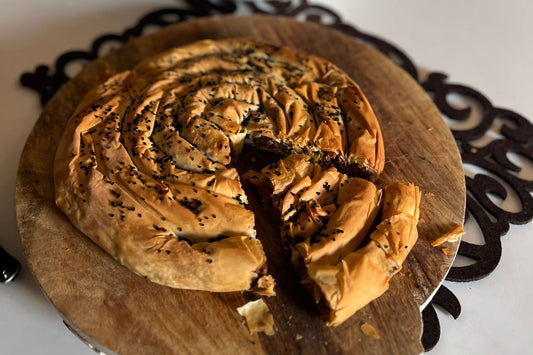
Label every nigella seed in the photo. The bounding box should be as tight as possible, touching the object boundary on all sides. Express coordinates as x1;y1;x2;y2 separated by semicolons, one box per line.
153;225;167;232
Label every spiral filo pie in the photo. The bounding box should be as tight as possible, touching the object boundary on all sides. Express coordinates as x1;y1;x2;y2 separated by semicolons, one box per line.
54;38;416;323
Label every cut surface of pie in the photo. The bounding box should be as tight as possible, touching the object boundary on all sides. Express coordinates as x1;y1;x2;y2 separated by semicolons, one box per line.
54;38;386;296
248;155;421;326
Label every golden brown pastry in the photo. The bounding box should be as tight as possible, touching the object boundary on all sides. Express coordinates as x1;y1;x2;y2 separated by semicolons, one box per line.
54;38;384;294
249;155;421;326
308;182;421;326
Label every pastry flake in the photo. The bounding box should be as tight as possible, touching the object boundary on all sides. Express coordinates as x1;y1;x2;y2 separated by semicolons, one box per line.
431;225;464;247
236;299;275;336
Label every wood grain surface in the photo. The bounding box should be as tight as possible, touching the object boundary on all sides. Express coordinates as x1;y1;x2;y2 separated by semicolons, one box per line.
16;15;465;355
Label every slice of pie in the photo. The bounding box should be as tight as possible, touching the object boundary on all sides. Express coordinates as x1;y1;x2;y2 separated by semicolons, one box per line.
248;155;421;326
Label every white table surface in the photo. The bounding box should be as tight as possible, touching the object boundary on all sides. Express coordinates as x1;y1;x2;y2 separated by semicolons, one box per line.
1;1;531;354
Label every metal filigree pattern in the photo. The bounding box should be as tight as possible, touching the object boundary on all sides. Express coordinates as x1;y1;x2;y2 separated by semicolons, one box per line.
19;0;533;351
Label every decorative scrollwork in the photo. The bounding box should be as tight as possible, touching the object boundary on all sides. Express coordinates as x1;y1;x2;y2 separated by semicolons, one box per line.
18;0;532;351
20;0;235;105
421;285;461;351
422;72;533;281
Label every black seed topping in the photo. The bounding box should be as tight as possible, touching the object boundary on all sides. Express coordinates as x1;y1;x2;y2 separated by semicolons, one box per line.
153;225;168;232
179;198;203;214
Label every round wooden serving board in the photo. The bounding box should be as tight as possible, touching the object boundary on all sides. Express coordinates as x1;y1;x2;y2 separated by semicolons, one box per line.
16;15;465;355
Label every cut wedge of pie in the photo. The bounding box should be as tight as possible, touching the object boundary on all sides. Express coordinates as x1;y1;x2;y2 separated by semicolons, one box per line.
248;155;421;325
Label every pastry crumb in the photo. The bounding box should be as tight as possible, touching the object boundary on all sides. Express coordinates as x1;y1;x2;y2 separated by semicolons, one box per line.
237;299;275;336
361;322;380;339
432;225;464;247
424;191;435;197
252;275;276;296
296;334;303;341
